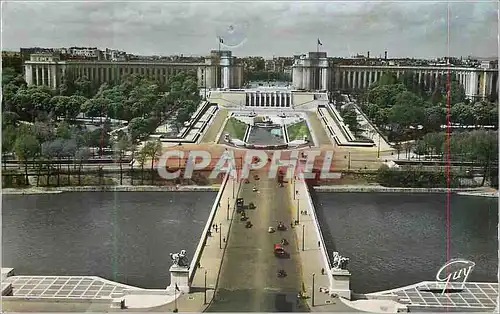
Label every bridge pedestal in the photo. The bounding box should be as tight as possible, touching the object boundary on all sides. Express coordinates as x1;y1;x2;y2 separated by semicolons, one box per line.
329;269;351;300
167;266;190;294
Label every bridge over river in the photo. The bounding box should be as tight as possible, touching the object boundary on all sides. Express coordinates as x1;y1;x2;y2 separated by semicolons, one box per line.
206;172;307;312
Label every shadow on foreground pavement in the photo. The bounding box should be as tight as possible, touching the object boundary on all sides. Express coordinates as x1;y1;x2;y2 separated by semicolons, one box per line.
206;289;309;312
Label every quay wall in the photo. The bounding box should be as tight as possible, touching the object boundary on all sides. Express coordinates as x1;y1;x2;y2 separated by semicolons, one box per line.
2;185;220;195
313;186;492;193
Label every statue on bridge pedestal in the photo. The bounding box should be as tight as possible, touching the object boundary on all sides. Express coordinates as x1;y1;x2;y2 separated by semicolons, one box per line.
332;251;349;270
170;250;189;268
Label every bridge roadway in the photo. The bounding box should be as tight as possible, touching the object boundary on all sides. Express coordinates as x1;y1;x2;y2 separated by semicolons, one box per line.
206;172;307;312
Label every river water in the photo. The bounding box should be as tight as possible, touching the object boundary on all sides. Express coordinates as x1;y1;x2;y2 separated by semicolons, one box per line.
2;191;216;289
314;192;498;294
2;191;497;294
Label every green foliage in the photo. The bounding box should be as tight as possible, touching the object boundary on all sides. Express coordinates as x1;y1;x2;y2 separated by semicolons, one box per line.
376;164;462;188
141;140;163;172
361;71;497;142
287;121;311;141
55;121;72;139
129;117;159;141
2;125;18;155
14;133;40;162
415;130;498;161
222;117;247;140
339;106;362;135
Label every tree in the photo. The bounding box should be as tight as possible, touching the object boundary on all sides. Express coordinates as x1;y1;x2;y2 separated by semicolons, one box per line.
55;121;72;139
50;95;71;118
471;101;495;126
366;84;407;109
2;125;17;169
340;106;361;135
449;80;466;106
450;103;474;125
14;133;40;185
2;111;20;128
129;117;151;141
114;134;132;185
82;98;104;121
33;121;55;143
469;130;498;186
66;95;87;120
376;72;399;86
74;76;92;98
135;150;147;185
141;140;162;185
74;147;90;185
423;105;446;132
389;91;425;135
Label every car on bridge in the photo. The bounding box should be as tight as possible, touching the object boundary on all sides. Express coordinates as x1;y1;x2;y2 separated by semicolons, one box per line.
274;244;289;258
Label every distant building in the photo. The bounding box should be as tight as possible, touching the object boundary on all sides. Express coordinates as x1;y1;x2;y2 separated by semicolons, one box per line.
67;47;101;59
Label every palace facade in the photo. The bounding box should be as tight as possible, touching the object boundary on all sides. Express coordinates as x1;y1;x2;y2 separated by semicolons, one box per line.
24;50;244;90
292;52;498;100
24;49;498;101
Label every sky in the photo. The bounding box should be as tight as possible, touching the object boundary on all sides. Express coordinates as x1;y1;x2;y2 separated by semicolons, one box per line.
1;0;498;59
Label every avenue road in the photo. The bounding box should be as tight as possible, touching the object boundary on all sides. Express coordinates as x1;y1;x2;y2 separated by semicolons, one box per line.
206;171;307;312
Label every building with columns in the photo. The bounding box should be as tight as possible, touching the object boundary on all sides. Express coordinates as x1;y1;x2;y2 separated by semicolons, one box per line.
292;52;331;91
245;90;293;108
24;51;243;91
292;52;498;100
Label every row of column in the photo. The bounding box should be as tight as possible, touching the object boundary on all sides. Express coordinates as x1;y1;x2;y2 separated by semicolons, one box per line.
25;64;59;89
245;92;292;107
336;69;496;99
292;67;329;90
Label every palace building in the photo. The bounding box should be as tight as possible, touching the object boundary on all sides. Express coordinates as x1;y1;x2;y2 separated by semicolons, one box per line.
24;49;498;101
24;50;244;90
292;52;498;100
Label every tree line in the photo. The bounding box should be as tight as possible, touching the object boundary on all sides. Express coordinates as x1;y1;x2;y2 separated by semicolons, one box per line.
2;66;202;187
358;71;498;142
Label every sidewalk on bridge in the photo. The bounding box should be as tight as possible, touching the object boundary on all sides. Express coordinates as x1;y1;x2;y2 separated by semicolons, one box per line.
287;173;358;312
166;176;240;312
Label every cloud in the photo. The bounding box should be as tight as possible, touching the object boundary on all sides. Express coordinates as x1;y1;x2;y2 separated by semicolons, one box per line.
1;1;498;58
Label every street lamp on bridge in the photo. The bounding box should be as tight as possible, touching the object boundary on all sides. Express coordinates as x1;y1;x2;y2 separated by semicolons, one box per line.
312;273;316;307
296;191;300;224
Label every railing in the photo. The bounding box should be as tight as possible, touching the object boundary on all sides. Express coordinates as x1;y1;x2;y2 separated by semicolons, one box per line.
188;172;230;282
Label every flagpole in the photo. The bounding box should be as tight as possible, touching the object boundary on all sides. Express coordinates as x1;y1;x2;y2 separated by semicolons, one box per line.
218;37;222;89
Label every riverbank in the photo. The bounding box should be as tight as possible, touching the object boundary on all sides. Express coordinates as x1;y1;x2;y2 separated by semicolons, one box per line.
3;184;498;197
2;185;220;195
313;185;498;196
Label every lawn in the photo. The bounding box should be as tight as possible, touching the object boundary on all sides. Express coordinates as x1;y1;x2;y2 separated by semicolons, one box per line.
222;117;248;140
287;121;312;142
